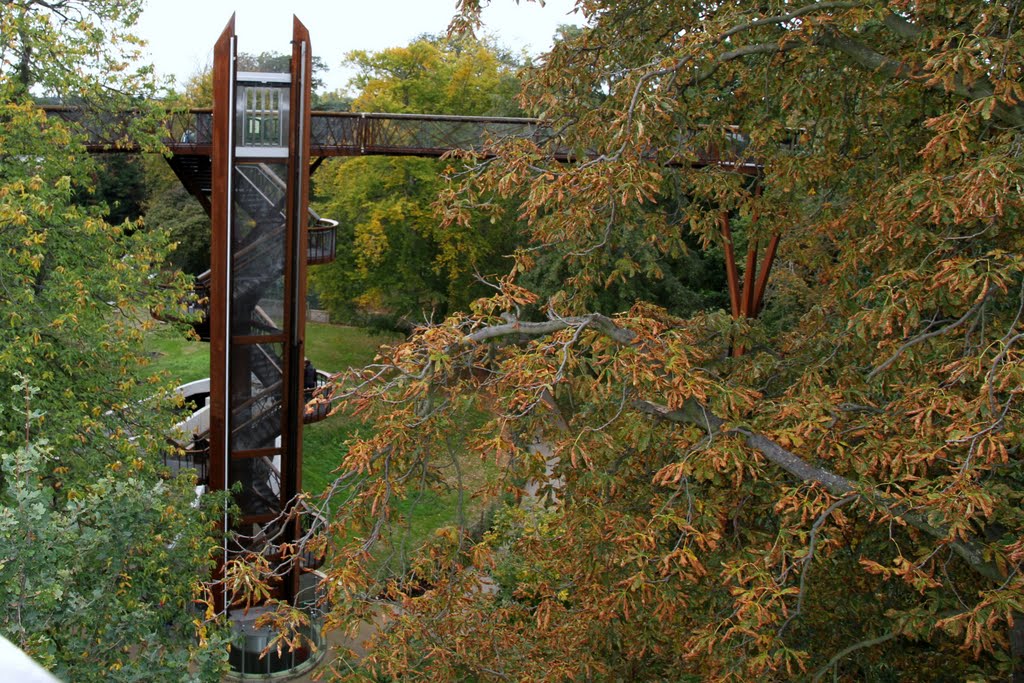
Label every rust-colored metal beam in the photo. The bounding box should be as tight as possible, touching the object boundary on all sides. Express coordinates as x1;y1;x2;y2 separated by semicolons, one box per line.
165;156;213;215
720;211;741;319
208;13;235;615
741;240;758;319
722;181;780;356
278;13;313;606
752;233;780;317
732;240;760;358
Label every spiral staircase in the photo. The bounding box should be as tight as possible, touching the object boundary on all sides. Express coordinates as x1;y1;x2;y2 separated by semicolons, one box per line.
166;159;335;501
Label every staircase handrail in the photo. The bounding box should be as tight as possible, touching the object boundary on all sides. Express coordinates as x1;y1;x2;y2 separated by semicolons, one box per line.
250;163;332;229
310;217;338;230
236;165;287;221
251;306;281;334
253;342;283;378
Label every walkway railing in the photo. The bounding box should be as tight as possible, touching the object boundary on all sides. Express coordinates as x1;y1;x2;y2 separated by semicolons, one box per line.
43;106;561;160
163;444;210;484
41;105;763;171
308;111;551;158
307;219;338;265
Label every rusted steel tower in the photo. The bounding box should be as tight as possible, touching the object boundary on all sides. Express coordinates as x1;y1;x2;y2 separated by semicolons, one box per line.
208;15;312;611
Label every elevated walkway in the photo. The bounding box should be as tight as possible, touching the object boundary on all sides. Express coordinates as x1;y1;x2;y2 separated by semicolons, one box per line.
44;106;553;158
42;105;762;173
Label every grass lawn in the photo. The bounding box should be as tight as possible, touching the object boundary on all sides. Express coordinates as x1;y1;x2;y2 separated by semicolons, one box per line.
144;321;396;390
144;321;398;493
143;324;210;383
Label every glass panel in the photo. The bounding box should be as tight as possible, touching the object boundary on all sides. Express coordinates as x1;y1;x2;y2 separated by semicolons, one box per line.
231;163;288;335
228;341;284;449
228;340;284;517
229;457;281;516
236;85;290;147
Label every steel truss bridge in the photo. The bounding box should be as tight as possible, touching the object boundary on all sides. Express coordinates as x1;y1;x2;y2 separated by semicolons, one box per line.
46;105;554;157
44;105;761;250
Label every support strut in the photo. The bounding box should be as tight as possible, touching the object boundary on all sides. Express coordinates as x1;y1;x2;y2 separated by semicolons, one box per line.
719;189;779;357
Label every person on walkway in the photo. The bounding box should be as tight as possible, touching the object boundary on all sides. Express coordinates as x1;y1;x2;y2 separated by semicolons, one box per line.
303;358;317;401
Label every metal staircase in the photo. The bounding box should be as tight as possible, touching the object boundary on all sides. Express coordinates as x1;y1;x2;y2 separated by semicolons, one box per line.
165;159;333;520
161;159;337;343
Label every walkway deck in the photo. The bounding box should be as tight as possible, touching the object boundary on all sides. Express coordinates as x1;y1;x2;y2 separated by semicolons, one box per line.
42;106;760;172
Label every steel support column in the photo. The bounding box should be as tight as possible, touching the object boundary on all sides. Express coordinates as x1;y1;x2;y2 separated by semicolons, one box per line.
209;13;236;614
720;184;779;357
209;14;312;612
279;16;312;604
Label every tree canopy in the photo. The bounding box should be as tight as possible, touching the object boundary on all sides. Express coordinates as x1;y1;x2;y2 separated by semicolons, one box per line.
317;1;1024;680
346;33;523;116
0;1;225;679
310;34;529;327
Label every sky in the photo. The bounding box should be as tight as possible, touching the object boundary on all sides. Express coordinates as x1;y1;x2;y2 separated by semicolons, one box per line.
134;0;583;94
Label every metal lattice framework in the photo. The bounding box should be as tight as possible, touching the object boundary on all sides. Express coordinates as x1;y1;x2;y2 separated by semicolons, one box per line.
307;111;551;157
42;105;763;173
43;106;558;159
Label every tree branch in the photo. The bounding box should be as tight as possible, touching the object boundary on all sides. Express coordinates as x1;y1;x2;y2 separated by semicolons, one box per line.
673;1;1024;128
867;289;991;380
881;11;924;41
718;1;863;41
634;398;1006;583
464;313;637;346
634;399;855;496
815;30;1024;128
811;630;898;682
686;41;799;88
380;310;1008;584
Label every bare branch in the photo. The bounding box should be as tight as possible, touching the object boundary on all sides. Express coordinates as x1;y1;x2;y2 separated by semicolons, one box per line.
882;11;924;41
635;399;856;496
718;1;863;41
464;312;637;346
812;630;898;682
868;289;991;380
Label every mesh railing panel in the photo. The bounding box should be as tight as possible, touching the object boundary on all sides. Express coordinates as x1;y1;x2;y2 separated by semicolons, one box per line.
44;106;554;158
